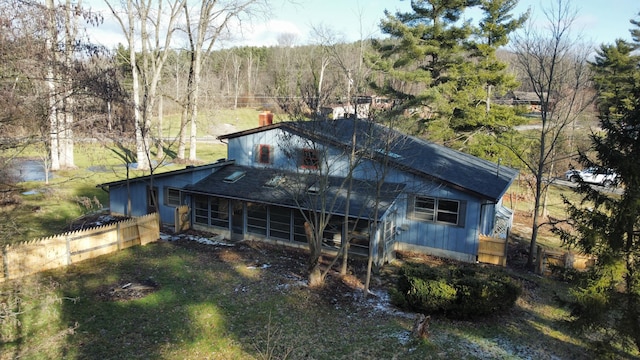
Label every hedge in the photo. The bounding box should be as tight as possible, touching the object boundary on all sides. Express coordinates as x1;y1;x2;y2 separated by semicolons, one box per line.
391;262;521;319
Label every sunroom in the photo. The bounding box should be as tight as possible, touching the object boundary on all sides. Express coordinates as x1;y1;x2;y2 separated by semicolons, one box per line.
183;164;405;264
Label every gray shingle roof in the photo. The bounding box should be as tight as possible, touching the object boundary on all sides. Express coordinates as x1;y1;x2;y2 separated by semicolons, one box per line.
96;160;232;188
220;119;518;202
184;164;405;220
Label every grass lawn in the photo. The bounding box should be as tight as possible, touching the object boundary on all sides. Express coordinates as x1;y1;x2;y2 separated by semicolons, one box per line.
4;235;632;360
155;108;277;138
1;109;637;359
3;129;228;244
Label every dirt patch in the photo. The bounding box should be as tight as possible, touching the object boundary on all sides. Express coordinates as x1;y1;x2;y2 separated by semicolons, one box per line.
96;278;160;301
166;231;387;309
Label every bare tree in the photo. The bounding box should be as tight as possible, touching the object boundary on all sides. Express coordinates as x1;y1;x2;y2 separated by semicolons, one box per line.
310;15;376;278
43;0;101;171
45;0;60;171
506;0;593;269
106;0;184;171
178;0;269;163
58;0;80;169
272;116;404;288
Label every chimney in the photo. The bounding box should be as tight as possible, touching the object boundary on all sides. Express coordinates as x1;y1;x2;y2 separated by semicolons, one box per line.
259;110;273;126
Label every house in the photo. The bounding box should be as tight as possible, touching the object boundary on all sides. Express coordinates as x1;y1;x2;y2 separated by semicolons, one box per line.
320;96;394;120
97;160;231;220
98;118;517;265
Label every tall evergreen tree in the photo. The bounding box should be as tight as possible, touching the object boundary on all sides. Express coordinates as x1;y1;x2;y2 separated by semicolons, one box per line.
461;0;528;160
472;0;527;119
557;17;640;353
559;95;640;353
368;0;526;150
369;0;478;139
591;39;640;119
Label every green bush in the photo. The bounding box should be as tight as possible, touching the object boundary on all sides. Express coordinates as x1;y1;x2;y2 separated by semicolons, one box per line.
407;277;457;313
449;276;521;319
392;262;521;319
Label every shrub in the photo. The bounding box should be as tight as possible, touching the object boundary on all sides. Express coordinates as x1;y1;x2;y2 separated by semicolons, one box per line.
393;263;456;313
392;262;521;319
449;276;521;319
407;277;457;313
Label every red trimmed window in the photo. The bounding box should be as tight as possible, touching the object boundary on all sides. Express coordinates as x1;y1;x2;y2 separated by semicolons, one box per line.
258;144;271;164
301;148;319;169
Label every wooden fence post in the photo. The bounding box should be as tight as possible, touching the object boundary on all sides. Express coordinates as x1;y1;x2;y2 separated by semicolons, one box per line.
117;222;121;251
65;234;72;265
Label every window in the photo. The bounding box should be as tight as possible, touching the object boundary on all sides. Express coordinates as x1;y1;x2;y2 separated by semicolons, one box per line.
301;148;319;169
165;187;181;207
436;199;459;224
411;195;462;226
210;198;229;227
257;144;271;164
147;186;158;210
247;203;267;236
265;175;285;188
413;196;435;221
269;206;292;241
194;196;209;225
193;196;230;228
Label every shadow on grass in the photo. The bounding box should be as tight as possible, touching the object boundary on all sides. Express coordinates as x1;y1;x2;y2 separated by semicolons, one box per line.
5;237;611;359
53;241;251;359
40;240;430;359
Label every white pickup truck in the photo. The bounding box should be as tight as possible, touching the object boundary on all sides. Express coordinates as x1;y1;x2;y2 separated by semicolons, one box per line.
564;167;618;188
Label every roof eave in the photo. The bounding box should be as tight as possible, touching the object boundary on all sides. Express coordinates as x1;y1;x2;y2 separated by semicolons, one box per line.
217;123;282;141
96;160;235;189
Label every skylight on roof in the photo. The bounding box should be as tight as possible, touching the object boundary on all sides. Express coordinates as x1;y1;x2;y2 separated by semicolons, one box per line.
223;171;246;183
265;175;285;188
375;148;403;159
307;182;321;194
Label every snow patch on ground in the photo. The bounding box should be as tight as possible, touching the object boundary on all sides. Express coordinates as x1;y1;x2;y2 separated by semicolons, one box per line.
93;214;118;226
161;233;235;247
247;264;271;270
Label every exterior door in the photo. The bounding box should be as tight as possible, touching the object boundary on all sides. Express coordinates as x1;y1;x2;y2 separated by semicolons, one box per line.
231;200;244;240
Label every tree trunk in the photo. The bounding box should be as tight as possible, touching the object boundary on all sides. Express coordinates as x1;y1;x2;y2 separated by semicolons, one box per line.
157;95;164;159
178;104;188;160
305;221;324;287
233;53;241;110
46;0;59;171
107;100;112;132
485;84;492;114
527;131;546;269
188;25;205;163
60;0;77;169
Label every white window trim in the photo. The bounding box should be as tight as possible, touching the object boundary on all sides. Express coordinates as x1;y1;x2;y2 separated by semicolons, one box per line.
165;187;181;207
411;195;462;226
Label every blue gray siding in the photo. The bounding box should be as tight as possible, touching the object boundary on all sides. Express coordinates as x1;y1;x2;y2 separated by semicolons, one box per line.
107;166;224;224
227;128;491;260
